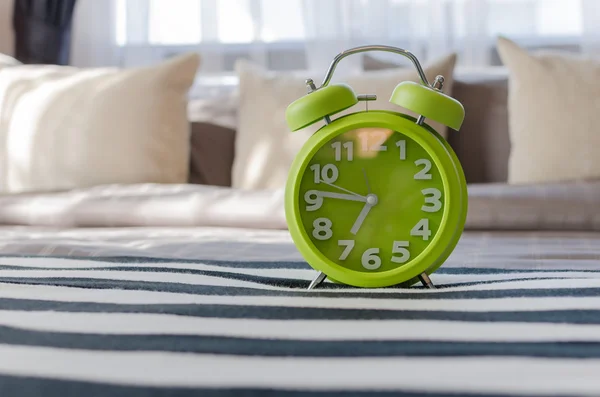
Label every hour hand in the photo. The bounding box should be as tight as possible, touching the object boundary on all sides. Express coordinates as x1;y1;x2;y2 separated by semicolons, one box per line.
350;202;373;235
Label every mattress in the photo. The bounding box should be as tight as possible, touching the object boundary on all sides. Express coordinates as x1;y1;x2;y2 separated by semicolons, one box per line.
1;226;600;396
1;180;599;231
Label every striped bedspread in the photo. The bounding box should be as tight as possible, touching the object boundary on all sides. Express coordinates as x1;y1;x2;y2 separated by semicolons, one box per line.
0;228;600;396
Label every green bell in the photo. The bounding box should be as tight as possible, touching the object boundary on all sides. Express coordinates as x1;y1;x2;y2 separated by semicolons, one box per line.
286;83;358;131
390;79;465;131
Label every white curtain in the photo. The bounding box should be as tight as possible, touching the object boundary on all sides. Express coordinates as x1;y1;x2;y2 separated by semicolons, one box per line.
71;0;600;73
71;0;120;67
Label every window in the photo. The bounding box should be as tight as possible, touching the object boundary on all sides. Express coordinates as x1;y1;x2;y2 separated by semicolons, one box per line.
111;0;593;92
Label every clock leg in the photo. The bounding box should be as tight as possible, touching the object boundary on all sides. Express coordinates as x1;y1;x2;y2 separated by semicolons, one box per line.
418;272;436;289
307;271;327;290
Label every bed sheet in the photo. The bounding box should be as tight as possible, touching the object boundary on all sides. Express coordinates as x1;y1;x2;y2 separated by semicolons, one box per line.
0;227;599;396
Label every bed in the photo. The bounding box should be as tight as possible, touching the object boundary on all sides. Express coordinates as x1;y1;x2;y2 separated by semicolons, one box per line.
1;182;600;397
2;57;600;396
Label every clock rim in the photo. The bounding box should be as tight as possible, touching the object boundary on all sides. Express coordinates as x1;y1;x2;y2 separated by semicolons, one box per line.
285;111;467;288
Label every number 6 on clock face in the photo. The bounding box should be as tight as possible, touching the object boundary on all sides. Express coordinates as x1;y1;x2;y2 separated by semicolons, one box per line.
357;241;410;270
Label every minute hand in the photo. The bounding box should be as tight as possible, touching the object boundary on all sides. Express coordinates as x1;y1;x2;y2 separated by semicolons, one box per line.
313;190;367;203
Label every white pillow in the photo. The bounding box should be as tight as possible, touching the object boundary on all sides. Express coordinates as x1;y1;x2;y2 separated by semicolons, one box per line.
233;54;457;190
0;53;199;194
497;37;600;184
0;53;20;67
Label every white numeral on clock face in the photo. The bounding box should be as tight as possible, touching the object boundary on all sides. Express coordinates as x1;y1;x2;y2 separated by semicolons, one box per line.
414;159;432;180
304;190;323;211
411;219;432;241
391;241;410;263
396;140;406;160
332;141;353;161
422;188;442;213
361;248;382;270
359;241;411;270
338;240;355;260
359;130;388;152
310;164;339;184
312;218;333;240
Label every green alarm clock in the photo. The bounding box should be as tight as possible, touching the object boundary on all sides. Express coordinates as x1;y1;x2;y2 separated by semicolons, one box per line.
284;45;467;290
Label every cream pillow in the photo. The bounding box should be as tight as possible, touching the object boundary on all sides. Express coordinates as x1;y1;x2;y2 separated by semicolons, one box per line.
233;54;457;190
0;53;199;193
498;37;600;184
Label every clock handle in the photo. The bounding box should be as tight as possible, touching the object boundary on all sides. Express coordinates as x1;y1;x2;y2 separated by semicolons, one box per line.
319;45;432;89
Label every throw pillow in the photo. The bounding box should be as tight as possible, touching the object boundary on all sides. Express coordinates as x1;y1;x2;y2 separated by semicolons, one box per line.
0;53;199;193
233;53;457;190
0;53;21;67
497;37;600;184
189;122;236;187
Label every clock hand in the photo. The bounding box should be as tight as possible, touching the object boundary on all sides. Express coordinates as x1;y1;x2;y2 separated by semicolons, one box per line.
362;168;372;194
310;190;367;202
350;202;373;235
320;180;366;199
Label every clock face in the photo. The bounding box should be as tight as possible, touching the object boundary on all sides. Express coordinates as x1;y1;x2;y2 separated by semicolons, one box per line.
298;127;445;274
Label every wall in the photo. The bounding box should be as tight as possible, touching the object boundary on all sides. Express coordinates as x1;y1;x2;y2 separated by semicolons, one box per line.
0;0;14;55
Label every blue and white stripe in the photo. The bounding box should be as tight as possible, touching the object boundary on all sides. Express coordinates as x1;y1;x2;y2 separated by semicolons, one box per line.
1;253;600;396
